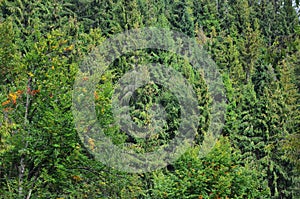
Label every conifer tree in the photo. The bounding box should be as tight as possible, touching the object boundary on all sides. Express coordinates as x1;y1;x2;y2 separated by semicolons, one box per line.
238;19;263;82
192;0;220;35
0;19;19;85
166;0;195;36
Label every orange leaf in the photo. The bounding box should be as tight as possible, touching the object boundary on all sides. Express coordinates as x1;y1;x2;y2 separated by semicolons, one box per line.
72;175;82;182
2;100;10;106
4;107;13;112
16;90;23;95
31;89;40;95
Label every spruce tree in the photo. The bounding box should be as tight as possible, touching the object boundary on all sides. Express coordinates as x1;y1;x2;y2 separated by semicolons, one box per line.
166;0;195;36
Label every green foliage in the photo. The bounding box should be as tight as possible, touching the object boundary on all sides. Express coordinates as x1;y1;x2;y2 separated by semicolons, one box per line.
166;0;195;36
151;137;270;198
193;0;220;35
0;0;299;198
0;19;19;84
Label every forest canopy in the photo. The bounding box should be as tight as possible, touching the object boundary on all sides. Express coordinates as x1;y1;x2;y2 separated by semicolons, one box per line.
0;0;299;198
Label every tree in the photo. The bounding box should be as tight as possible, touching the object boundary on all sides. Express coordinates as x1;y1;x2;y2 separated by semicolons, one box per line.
0;18;19;85
166;0;195;36
151;137;270;198
193;0;220;35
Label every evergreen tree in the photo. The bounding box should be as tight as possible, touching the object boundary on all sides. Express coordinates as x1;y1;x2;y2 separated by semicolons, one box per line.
1;0;299;198
238;19;263;82
193;0;220;35
0;18;19;85
166;0;195;36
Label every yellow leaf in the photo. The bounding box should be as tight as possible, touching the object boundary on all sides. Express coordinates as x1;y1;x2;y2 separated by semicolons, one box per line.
8;93;17;104
64;44;74;51
94;91;99;100
88;138;95;151
101;76;107;81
